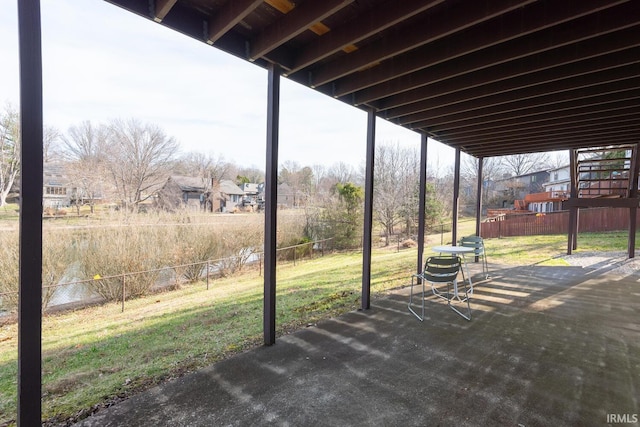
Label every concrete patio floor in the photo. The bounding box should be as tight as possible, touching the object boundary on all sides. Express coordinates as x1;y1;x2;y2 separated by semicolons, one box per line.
76;261;640;426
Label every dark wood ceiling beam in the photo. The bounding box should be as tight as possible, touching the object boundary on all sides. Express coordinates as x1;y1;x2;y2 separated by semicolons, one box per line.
445;114;640;145
428;99;640;135
309;0;536;87
286;0;445;75
446;123;640;147
152;0;177;22
249;0;354;60
207;0;263;44
452;134;640;158
384;47;640;120
394;66;640;124
339;0;637;100
406;86;640;131
367;26;640;109
441;109;640;140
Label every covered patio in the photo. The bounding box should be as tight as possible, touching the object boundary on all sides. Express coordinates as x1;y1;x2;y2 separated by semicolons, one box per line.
14;1;640;424
76;261;640;426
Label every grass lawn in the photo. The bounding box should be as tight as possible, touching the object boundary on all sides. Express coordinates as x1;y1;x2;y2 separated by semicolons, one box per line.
0;229;636;425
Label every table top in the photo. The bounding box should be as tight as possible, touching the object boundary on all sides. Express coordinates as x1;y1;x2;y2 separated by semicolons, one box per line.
432;245;475;254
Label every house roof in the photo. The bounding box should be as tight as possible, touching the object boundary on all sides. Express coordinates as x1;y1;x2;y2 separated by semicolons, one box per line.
219;179;245;195
169;175;207;192
105;0;640;159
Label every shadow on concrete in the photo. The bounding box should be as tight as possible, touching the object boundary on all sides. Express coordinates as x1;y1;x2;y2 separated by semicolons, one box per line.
76;262;640;426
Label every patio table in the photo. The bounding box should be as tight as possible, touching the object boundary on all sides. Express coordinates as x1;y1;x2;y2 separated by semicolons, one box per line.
432;245;475;298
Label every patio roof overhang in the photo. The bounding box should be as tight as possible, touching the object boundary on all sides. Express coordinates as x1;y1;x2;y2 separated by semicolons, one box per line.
14;1;640;424
103;0;640;158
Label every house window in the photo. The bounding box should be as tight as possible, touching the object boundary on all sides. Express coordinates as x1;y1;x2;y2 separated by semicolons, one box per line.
554;172;558;181
45;186;66;195
531;175;537;182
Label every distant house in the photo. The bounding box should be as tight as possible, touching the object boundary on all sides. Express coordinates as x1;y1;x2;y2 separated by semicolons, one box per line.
156;176;210;211
43;163;71;209
216;180;246;212
239;182;265;208
491;170;550;208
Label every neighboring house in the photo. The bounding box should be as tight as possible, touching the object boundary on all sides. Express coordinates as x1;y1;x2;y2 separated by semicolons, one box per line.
239;182;265;208
43;163;71;209
527;165;571;213
490;170;550;208
157;175;211;211
217;180;245;212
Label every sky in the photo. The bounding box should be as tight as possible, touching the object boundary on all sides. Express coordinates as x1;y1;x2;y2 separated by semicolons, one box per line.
0;0;457;171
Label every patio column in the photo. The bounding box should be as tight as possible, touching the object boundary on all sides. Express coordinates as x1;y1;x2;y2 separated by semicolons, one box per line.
627;143;640;258
475;156;484;262
452;148;461;245
416;134;428;277
18;0;44;424
264;63;280;345
567;149;578;254
361;108;376;310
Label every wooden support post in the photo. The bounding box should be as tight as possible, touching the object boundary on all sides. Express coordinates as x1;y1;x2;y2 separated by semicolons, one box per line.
18;1;44;425
452;148;461;245
361;108;376;310
417;134;428;277
475;156;484;262
568;149;578;254
264;64;280;345
628;143;640;258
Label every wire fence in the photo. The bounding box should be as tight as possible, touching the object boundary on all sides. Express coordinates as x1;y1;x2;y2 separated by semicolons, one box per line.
0;238;334;315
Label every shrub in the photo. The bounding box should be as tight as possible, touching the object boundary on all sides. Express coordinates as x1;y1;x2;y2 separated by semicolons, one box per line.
169;225;223;284
0;230;70;312
75;226;167;301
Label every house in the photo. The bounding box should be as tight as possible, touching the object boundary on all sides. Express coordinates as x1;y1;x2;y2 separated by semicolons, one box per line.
216;180;246;212
526;165;571;213
490;170;550;208
156;175;210;211
42;163;71;209
239;182;265;208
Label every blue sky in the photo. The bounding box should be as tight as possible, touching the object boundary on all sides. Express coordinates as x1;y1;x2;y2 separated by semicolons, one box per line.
1;0;455;170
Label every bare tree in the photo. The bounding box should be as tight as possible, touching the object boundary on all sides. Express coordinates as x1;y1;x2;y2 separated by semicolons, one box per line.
502;152;550;176
279;161;313;207
61;121;108;213
461;154;505;212
374;143;417;245
43;125;61;163
105;119;180;210
0;104;19;207
176;151;231;182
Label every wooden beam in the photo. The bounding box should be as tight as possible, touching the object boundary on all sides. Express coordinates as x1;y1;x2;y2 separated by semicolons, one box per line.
392;65;640;123
403;80;640;129
207;0;263;44
250;0;354;60
417;134;428;277
452;148;461;245
311;0;537;87
361;108;376;310
338;1;638;100
17;0;44;424
153;0;177;22
371;37;640;109
288;0;444;74
264;64;281;345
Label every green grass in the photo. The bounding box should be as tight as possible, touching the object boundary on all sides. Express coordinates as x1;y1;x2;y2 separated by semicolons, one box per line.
0;229;636;425
0;248;416;425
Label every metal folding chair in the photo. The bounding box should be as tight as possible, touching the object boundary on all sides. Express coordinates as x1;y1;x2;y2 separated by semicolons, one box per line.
408;256;471;321
459;235;489;280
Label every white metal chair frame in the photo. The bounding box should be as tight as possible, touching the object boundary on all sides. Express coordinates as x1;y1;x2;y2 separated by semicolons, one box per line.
408;256;471;321
459;235;489;280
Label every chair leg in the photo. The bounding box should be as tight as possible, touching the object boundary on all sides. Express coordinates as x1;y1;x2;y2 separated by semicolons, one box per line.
408;275;425;321
447;279;471;321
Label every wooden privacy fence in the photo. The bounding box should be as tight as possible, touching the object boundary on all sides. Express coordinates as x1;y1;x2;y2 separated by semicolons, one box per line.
481;207;639;238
